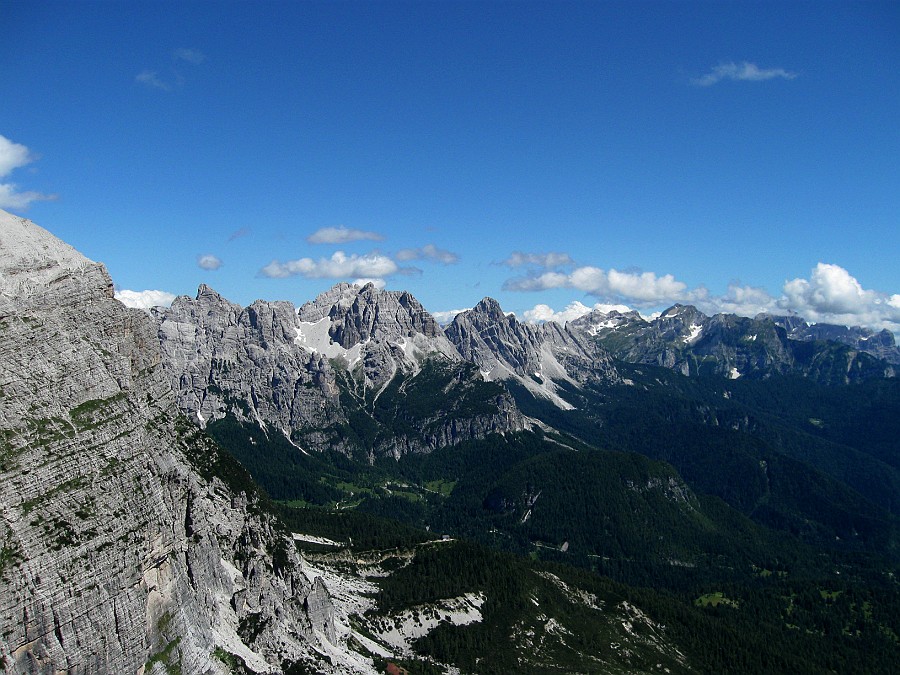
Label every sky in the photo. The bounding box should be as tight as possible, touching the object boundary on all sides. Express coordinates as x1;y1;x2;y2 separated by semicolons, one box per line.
1;0;899;332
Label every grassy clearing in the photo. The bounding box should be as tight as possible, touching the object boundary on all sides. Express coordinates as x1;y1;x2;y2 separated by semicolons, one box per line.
695;591;739;608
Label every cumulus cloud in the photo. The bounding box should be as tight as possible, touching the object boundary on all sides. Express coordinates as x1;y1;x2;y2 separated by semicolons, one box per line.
352;277;387;290
692;61;798;87
778;263;900;331
136;69;171;91
694;282;777;318
505;266;688;306
307;225;383;244
430;308;470;325
260;250;399;279
395;244;459;264
523;300;637;324
523;264;898;334
0;134;57;211
501;251;575;269
173;48;206;64
0;135;31;176
115;289;176;310
197;254;222;270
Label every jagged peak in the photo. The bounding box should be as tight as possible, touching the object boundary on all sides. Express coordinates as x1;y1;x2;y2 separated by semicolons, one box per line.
196;283;228;302
659;303;704;319
0;210;114;309
0;209;93;271
467;296;509;322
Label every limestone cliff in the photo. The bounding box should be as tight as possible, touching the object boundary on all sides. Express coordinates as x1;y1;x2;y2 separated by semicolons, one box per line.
155;282;523;459
153;285;347;452
446;297;620;409
0;211;353;674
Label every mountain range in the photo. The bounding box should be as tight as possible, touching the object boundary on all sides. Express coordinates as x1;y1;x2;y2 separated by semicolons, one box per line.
2;208;898;674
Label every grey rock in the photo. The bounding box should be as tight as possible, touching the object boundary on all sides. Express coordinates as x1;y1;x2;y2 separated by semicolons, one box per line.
446;298;619;409
571;304;895;383
0;210;348;674
156;282;523;458
760;314;900;364
153;285;347;452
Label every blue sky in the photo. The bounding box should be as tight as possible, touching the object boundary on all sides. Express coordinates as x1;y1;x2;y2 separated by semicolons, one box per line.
2;0;899;331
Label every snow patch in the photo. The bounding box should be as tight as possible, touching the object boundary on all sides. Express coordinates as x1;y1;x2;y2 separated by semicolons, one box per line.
682;323;703;344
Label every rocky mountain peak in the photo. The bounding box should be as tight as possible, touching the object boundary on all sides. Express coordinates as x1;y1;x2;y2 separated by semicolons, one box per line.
0;209;113;311
471;296;508;322
0;217;345;673
446;297;619;409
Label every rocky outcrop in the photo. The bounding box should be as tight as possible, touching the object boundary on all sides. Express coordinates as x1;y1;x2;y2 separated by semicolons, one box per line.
297;282;461;394
0;211;349;674
570;304;896;383
153;286;346;451
155;282;523;458
446;297;619;409
761;314;900;365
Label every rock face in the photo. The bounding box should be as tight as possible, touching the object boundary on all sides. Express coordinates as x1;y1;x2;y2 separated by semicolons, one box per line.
155;282;523;458
153;285;346;451
570;304;895;384
761;315;900;365
446;297;620;409
296;282;462;394
0;211;346;674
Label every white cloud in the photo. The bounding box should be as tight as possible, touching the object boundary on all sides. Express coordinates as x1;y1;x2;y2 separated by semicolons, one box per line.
0;134;57;211
197;254;222;270
523;300;634;324
667;263;899;334
395;244;459;264
692;61;798;87
501;251;575;268
352;277;387;289
173;48;206;64
505;266;688;306
136;69;171;91
431;308;470;325
307;225;383;244
0;184;57;210
778;263;900;331
115;289;176;310
260;250;398;279
695;282;777;317
0;135;31;176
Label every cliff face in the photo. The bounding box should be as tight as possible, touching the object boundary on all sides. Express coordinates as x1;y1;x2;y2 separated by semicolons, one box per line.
156;282;524;459
0;212;342;674
570;304;895;384
445;297;620;409
153;285;347;451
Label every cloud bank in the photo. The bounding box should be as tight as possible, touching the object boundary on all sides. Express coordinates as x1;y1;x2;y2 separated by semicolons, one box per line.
0;134;57;211
260;251;399;279
505;266;688;305
511;257;899;333
523;301;634;324
692;61;798;87
115;289;177;310
307;225;383;244
396;244;459;264
501;251;575;268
